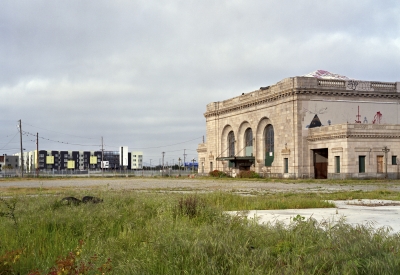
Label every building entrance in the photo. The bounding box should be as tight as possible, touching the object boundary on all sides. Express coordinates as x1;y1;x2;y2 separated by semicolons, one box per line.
313;149;328;179
377;156;384;173
216;156;255;172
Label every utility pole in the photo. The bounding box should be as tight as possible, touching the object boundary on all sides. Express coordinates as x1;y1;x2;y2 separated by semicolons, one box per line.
150;159;152;171
18;120;24;178
36;132;39;177
162;152;165;177
101;136;104;177
192;158;196;173
184;149;187;171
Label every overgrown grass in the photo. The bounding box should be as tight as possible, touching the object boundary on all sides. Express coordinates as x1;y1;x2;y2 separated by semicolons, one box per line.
1;191;400;274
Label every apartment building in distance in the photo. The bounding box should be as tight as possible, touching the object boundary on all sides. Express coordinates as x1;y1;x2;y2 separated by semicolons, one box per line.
14;148;143;172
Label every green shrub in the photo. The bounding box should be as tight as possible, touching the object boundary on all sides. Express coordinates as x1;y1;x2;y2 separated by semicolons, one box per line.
209;170;230;178
237;170;261;178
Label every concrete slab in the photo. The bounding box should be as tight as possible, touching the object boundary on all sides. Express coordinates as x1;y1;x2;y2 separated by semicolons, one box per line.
229;199;400;233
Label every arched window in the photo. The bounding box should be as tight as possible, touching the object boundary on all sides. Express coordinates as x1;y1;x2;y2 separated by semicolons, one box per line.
244;128;253;156
245;128;253;147
265;125;274;153
228;131;235;157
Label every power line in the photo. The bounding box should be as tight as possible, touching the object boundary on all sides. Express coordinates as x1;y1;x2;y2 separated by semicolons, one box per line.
95;137;202;151
129;136;202;150
21;130;100;147
21;121;98;140
0;131;19;150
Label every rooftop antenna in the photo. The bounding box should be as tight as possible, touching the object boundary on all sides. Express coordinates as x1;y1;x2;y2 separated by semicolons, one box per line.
355;106;362;123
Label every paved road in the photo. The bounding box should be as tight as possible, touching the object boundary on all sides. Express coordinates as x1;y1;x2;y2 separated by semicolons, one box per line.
1;177;400;193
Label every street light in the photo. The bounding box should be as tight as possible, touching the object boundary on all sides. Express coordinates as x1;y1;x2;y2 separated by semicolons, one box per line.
192;158;196;173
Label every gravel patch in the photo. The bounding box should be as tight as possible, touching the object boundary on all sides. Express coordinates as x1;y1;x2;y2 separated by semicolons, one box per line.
1;177;400;193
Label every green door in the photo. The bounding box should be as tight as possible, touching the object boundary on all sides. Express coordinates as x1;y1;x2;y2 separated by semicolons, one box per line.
265;152;274;166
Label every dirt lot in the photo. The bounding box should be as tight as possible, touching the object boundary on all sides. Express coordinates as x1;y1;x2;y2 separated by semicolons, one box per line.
1;177;400;193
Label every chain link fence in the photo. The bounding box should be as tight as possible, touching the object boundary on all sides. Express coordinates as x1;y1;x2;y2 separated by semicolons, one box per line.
1;169;198;178
2;169;400;180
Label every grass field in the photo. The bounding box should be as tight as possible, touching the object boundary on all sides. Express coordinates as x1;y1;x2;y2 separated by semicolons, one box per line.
1;185;400;274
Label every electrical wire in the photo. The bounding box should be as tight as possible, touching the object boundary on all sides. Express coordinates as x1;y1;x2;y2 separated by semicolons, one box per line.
129;136;202;150
21;121;98;140
4;123;201;153
22;131;100;147
0;131;19;150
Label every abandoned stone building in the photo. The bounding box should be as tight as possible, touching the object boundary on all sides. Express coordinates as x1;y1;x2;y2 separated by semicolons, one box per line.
197;70;400;178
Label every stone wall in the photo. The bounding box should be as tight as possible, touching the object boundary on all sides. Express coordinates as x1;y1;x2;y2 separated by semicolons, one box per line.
199;76;400;177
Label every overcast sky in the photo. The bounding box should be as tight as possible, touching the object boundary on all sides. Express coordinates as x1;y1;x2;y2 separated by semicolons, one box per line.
1;0;399;166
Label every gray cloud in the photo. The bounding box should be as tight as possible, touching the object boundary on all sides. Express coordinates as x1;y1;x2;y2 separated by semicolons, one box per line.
1;0;399;165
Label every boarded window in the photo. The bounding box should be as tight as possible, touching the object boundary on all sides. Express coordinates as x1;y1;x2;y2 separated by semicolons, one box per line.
359;156;366;173
335;156;340;173
284;158;288;173
377;156;383;173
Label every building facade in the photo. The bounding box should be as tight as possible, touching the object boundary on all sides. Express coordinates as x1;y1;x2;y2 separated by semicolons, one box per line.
131;151;143;170
0;154;19;171
15;149;143;172
197;71;400;178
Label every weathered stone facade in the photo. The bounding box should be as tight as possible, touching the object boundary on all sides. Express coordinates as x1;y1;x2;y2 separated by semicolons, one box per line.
198;75;400;178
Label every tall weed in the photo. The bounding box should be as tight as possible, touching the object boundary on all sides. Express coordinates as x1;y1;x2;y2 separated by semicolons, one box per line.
0;191;400;274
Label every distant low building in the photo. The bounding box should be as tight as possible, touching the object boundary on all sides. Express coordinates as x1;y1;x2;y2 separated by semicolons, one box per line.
0;154;19;171
11;148;143;172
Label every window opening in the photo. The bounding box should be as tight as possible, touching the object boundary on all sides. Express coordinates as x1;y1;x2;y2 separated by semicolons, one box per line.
335;156;340;173
227;131;235;157
244;128;253;156
284;158;288;173
359;156;366;173
265;125;274;166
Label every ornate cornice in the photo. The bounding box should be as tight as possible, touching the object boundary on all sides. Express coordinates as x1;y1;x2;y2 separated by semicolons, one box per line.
204;90;295;118
204;77;399;118
307;133;400;141
307;124;400;141
197;143;207;153
296;89;400;99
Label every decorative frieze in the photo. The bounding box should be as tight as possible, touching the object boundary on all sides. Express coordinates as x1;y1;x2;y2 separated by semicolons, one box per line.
204;77;398;118
308;124;400;142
